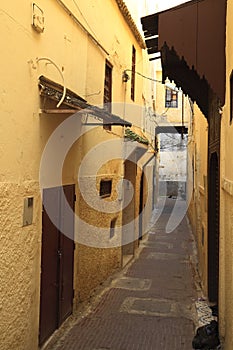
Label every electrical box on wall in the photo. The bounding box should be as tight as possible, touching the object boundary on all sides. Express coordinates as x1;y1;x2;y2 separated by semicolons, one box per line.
32;3;44;33
23;197;34;226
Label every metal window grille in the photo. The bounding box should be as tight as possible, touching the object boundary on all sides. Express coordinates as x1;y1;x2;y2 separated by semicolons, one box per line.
165;88;178;108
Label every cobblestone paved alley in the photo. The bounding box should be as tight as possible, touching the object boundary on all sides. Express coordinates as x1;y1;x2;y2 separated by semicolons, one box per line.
45;198;199;350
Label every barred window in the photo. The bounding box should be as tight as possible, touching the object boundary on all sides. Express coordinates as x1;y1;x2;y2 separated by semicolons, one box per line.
165;88;178;108
104;61;112;113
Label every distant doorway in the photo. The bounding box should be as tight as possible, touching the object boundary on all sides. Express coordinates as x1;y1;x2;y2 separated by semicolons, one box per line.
139;171;144;240
122;160;136;266
208;153;220;303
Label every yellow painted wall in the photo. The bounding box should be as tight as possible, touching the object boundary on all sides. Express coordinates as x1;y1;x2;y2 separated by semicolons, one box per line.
219;0;233;347
0;1;154;349
74;124;124;301
60;0;146;114
186;1;233;347
187;103;208;295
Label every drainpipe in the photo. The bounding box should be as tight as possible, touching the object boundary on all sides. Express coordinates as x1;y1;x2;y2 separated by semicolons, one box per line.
181;91;184;139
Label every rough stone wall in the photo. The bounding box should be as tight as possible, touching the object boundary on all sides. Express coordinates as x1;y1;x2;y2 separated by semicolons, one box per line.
74;124;124;303
0;182;41;350
221;187;233;348
187;103;208;296
74;168;123;303
74;244;121;302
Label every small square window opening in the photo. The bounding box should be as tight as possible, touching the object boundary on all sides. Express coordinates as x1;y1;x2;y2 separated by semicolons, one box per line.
100;179;112;198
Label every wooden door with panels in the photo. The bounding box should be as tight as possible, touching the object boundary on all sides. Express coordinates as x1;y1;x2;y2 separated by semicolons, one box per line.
39;185;75;346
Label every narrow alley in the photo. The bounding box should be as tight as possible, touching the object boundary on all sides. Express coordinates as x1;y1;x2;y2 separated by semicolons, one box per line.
44;199;201;350
2;1;233;349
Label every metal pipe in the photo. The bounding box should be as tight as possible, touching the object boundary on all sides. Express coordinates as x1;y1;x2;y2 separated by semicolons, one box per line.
36;57;66;108
181;90;184;139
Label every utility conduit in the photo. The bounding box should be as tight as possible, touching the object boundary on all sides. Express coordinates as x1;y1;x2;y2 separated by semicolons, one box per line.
36;57;66;108
55;0;109;55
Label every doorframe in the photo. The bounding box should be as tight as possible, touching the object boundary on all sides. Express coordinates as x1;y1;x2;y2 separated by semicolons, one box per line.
207;152;220;303
39;184;75;346
207;92;221;304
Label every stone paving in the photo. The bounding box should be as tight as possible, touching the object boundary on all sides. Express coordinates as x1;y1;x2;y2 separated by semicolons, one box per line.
45;198;201;350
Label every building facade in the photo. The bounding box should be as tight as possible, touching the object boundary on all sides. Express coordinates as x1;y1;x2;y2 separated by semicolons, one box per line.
0;1;156;348
141;0;233;348
219;0;233;347
154;65;191;200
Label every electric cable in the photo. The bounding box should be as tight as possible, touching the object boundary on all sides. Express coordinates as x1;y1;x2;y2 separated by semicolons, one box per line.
72;0;99;40
124;69;162;83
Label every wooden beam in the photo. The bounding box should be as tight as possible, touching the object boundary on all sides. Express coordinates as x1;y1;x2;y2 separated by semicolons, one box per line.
39;109;79;114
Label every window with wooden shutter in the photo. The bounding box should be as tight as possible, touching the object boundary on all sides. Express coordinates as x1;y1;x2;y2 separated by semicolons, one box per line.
103;61;112;130
104;61;112;112
131;46;136;101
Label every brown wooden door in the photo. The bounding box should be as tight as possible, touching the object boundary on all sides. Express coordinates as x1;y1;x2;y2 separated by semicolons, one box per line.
39;185;75;346
208;153;219;303
59;185;75;325
39;187;60;345
139;171;144;240
122;160;136;257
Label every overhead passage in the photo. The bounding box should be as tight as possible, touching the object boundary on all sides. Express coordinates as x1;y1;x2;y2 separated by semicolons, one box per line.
141;0;227;117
